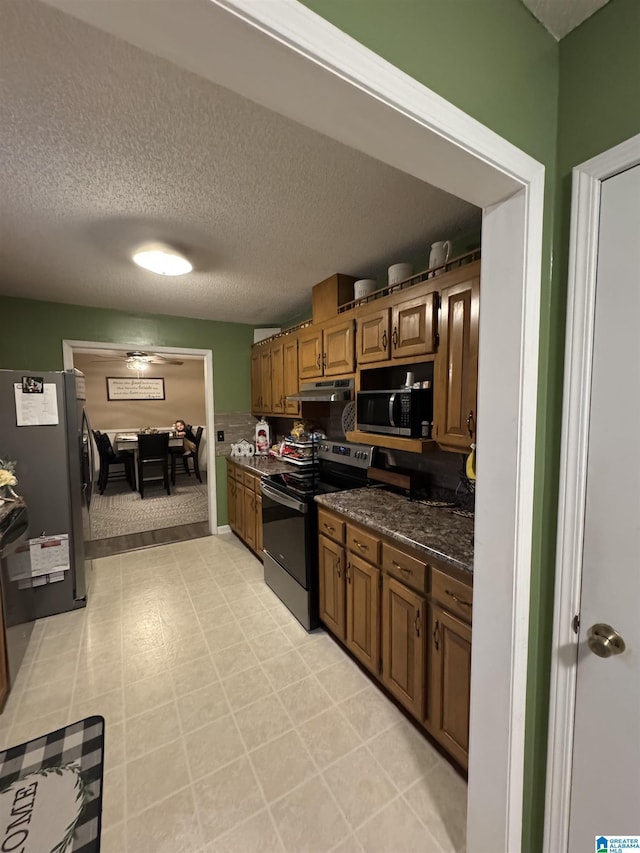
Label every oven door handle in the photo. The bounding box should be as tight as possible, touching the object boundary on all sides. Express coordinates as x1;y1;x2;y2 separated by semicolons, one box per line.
261;483;308;514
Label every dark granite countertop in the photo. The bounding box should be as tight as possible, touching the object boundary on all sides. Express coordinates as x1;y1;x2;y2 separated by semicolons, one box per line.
226;455;295;477
315;488;474;573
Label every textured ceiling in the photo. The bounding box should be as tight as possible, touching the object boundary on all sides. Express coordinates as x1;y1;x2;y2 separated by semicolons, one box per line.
0;0;480;326
520;0;610;39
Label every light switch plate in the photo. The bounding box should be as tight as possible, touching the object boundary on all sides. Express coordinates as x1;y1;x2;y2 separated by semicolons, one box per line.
217;430;224;442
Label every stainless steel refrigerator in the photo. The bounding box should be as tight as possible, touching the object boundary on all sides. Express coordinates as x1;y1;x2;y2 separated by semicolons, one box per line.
0;369;93;618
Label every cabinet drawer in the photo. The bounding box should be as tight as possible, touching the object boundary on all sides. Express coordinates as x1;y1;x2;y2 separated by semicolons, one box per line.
431;567;473;623
243;470;260;491
346;525;380;564
318;509;345;543
382;543;427;593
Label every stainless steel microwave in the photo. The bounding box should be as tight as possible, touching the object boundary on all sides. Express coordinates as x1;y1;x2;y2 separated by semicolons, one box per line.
356;388;433;437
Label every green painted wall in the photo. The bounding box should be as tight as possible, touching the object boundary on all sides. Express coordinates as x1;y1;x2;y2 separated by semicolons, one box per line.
0;296;255;526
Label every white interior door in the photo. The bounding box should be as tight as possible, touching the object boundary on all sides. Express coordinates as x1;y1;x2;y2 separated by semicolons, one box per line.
568;164;640;852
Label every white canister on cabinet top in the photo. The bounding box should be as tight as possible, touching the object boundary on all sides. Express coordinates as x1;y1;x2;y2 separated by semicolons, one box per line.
388;263;413;286
354;279;377;300
429;240;452;274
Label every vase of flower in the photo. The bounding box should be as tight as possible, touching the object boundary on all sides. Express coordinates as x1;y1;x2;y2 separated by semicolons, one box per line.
0;459;19;505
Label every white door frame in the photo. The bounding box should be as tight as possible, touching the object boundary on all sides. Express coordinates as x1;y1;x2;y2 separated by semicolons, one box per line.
45;1;546;846
544;131;640;852
62;339;218;534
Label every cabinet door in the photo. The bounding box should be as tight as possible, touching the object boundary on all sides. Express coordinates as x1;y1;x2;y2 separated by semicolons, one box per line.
0;585;8;711
356;308;391;365
271;340;285;414
324;319;355;375
251;349;262;413
255;491;263;555
227;466;237;531
283;335;300;416
429;605;472;769
381;575;425;719
434;274;479;452
391;291;437;358
259;348;272;413
235;476;245;539
346;553;380;675
298;328;323;379
318;534;346;641
243;485;256;551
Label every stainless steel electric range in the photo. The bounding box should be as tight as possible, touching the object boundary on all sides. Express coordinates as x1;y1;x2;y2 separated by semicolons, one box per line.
261;440;375;631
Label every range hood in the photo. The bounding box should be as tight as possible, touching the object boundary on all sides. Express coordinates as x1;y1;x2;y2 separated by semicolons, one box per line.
287;379;354;402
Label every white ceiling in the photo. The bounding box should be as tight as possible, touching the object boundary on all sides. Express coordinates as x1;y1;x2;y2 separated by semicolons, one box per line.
520;0;610;39
0;0;480;326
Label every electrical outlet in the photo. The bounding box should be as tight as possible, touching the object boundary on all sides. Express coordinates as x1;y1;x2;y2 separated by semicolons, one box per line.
216;430;225;442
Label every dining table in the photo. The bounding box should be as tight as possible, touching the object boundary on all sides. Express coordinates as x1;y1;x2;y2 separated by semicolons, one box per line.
114;431;184;453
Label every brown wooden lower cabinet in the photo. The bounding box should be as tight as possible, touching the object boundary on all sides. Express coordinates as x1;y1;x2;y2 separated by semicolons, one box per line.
318;534;346;641
226;461;263;558
317;508;473;770
0;585;8;711
346;553;380;675
428;604;472;768
381;575;425;719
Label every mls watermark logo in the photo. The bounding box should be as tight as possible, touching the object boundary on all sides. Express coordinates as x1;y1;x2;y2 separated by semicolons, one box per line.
230;439;255;458
596;836;640;852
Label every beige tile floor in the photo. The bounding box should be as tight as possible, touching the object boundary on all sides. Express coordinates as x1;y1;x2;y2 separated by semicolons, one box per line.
0;534;467;853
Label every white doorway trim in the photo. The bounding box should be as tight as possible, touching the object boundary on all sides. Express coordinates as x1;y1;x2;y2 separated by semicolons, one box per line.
211;3;544;850
544;131;640;853
62;339;218;534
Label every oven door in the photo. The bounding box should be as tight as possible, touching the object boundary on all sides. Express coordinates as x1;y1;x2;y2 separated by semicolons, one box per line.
261;482;311;588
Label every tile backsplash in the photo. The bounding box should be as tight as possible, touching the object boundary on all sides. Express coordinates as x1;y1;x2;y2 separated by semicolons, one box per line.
214;412;259;456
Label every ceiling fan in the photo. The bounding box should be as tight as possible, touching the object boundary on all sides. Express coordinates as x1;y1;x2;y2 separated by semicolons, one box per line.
90;350;184;368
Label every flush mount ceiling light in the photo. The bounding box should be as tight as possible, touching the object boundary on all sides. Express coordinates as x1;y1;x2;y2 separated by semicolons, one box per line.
132;242;192;276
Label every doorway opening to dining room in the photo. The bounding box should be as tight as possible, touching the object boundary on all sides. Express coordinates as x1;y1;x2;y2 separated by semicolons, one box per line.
62;340;218;557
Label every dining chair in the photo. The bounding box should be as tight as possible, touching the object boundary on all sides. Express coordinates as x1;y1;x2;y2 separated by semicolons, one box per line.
93;430;136;494
170;425;204;485
137;432;170;499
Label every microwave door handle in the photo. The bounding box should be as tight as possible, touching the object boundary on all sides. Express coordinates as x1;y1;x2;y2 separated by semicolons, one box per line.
388;393;397;427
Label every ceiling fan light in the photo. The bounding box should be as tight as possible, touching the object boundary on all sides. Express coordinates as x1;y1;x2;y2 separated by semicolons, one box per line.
126;358;147;370
132;243;192;276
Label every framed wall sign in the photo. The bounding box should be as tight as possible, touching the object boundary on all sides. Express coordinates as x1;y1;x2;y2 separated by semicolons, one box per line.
106;377;165;400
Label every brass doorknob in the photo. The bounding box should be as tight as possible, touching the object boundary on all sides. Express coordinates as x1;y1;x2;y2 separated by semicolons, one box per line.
587;623;626;658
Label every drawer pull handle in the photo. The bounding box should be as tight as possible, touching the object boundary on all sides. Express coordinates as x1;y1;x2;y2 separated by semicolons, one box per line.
433;619;440;651
393;560;412;575
324;523;335;533
336;557;342;579
353;539;368;551
346;561;351;584
381;330;388;350
415;610;421;637
445;589;471;608
392;327;398;349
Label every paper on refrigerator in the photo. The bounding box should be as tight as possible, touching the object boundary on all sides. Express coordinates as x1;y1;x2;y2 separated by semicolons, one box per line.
29;534;70;577
14;382;59;426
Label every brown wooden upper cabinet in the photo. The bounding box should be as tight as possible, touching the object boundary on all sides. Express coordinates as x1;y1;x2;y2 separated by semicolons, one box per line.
356;282;438;365
283;335;300;416
299;318;355;379
251;335;300;417
433;265;480;452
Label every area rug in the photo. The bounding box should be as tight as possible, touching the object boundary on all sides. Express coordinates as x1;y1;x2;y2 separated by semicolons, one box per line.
0;716;104;852
89;475;208;540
